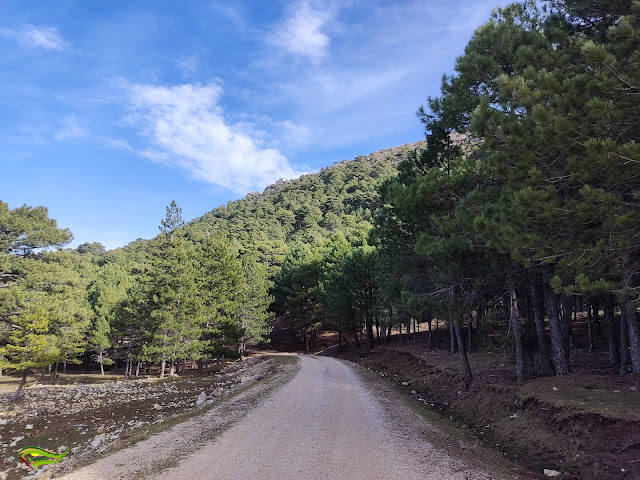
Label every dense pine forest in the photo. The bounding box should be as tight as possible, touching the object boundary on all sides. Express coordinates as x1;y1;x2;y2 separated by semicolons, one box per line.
0;144;413;399
1;0;640;400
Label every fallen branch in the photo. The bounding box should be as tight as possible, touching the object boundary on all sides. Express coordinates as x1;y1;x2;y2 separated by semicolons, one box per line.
616;441;640;454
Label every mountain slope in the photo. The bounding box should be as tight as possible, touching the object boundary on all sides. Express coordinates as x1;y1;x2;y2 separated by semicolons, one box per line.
182;142;425;275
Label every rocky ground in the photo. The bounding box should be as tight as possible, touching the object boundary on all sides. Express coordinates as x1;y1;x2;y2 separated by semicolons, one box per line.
0;356;284;480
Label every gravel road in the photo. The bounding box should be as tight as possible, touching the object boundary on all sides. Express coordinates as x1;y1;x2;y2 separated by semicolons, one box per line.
53;355;525;480
154;355;513;480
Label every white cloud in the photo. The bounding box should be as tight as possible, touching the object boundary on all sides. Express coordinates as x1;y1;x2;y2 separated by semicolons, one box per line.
55;114;88;140
102;137;135;152
1;24;67;51
125;82;306;192
269;1;332;62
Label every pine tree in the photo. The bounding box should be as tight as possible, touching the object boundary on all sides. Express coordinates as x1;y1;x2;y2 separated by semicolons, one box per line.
276;242;323;353
195;233;244;361
0;201;75;398
89;316;112;375
238;257;273;357
141;202;202;377
87;261;133;375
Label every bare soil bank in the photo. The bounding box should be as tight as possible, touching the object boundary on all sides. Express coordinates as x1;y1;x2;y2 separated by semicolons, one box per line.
324;340;640;480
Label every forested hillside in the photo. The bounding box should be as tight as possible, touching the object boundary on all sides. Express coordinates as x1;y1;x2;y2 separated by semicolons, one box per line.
182;143;418;274
1;0;639;407
0;143;420;398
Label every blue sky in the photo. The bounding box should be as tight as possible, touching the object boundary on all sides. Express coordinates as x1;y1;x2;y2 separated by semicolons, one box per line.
1;0;510;250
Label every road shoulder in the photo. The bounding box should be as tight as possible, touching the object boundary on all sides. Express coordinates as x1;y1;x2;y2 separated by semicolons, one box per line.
347;358;538;479
49;356;299;480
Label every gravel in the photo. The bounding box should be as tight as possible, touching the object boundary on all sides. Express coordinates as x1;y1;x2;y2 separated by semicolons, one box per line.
154;356;505;480
53;355;523;480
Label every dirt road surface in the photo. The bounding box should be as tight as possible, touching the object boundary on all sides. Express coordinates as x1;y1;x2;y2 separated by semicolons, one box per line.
57;356;527;480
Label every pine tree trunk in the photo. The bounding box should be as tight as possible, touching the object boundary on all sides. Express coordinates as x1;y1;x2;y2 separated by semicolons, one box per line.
560;294;573;353
63;361;67;374
136;361;141;377
352;314;361;348
100;360;104;376
366;313;374;352
578;296;583;314
625;306;640;374
586;300;594;352
604;294;619;366
522;291;536;377
619;254;637;374
504;300;509;326
449;323;456;353
530;285;555;377
542;265;569;374
169;362;175;376
387;324;392;342
509;280;525;384
592;298;602;336
424;311;432;348
467;314;472;352
160;359;166;378
54;362;59;380
620;257;640;373
305;334;310;354
454;317;473;385
620;303;629;374
398;321;403;343
375;317;381;345
412;318;417;344
11;371;28;402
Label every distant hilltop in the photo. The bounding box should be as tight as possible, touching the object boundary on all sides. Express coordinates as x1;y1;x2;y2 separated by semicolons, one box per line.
262;141;426;196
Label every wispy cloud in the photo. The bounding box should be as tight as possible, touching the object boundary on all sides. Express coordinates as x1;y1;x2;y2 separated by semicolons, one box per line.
250;0;512;153
269;1;332;62
176;55;199;77
125;82;306;192
1;24;67;51
278;120;312;148
55;114;88;140
209;3;247;31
